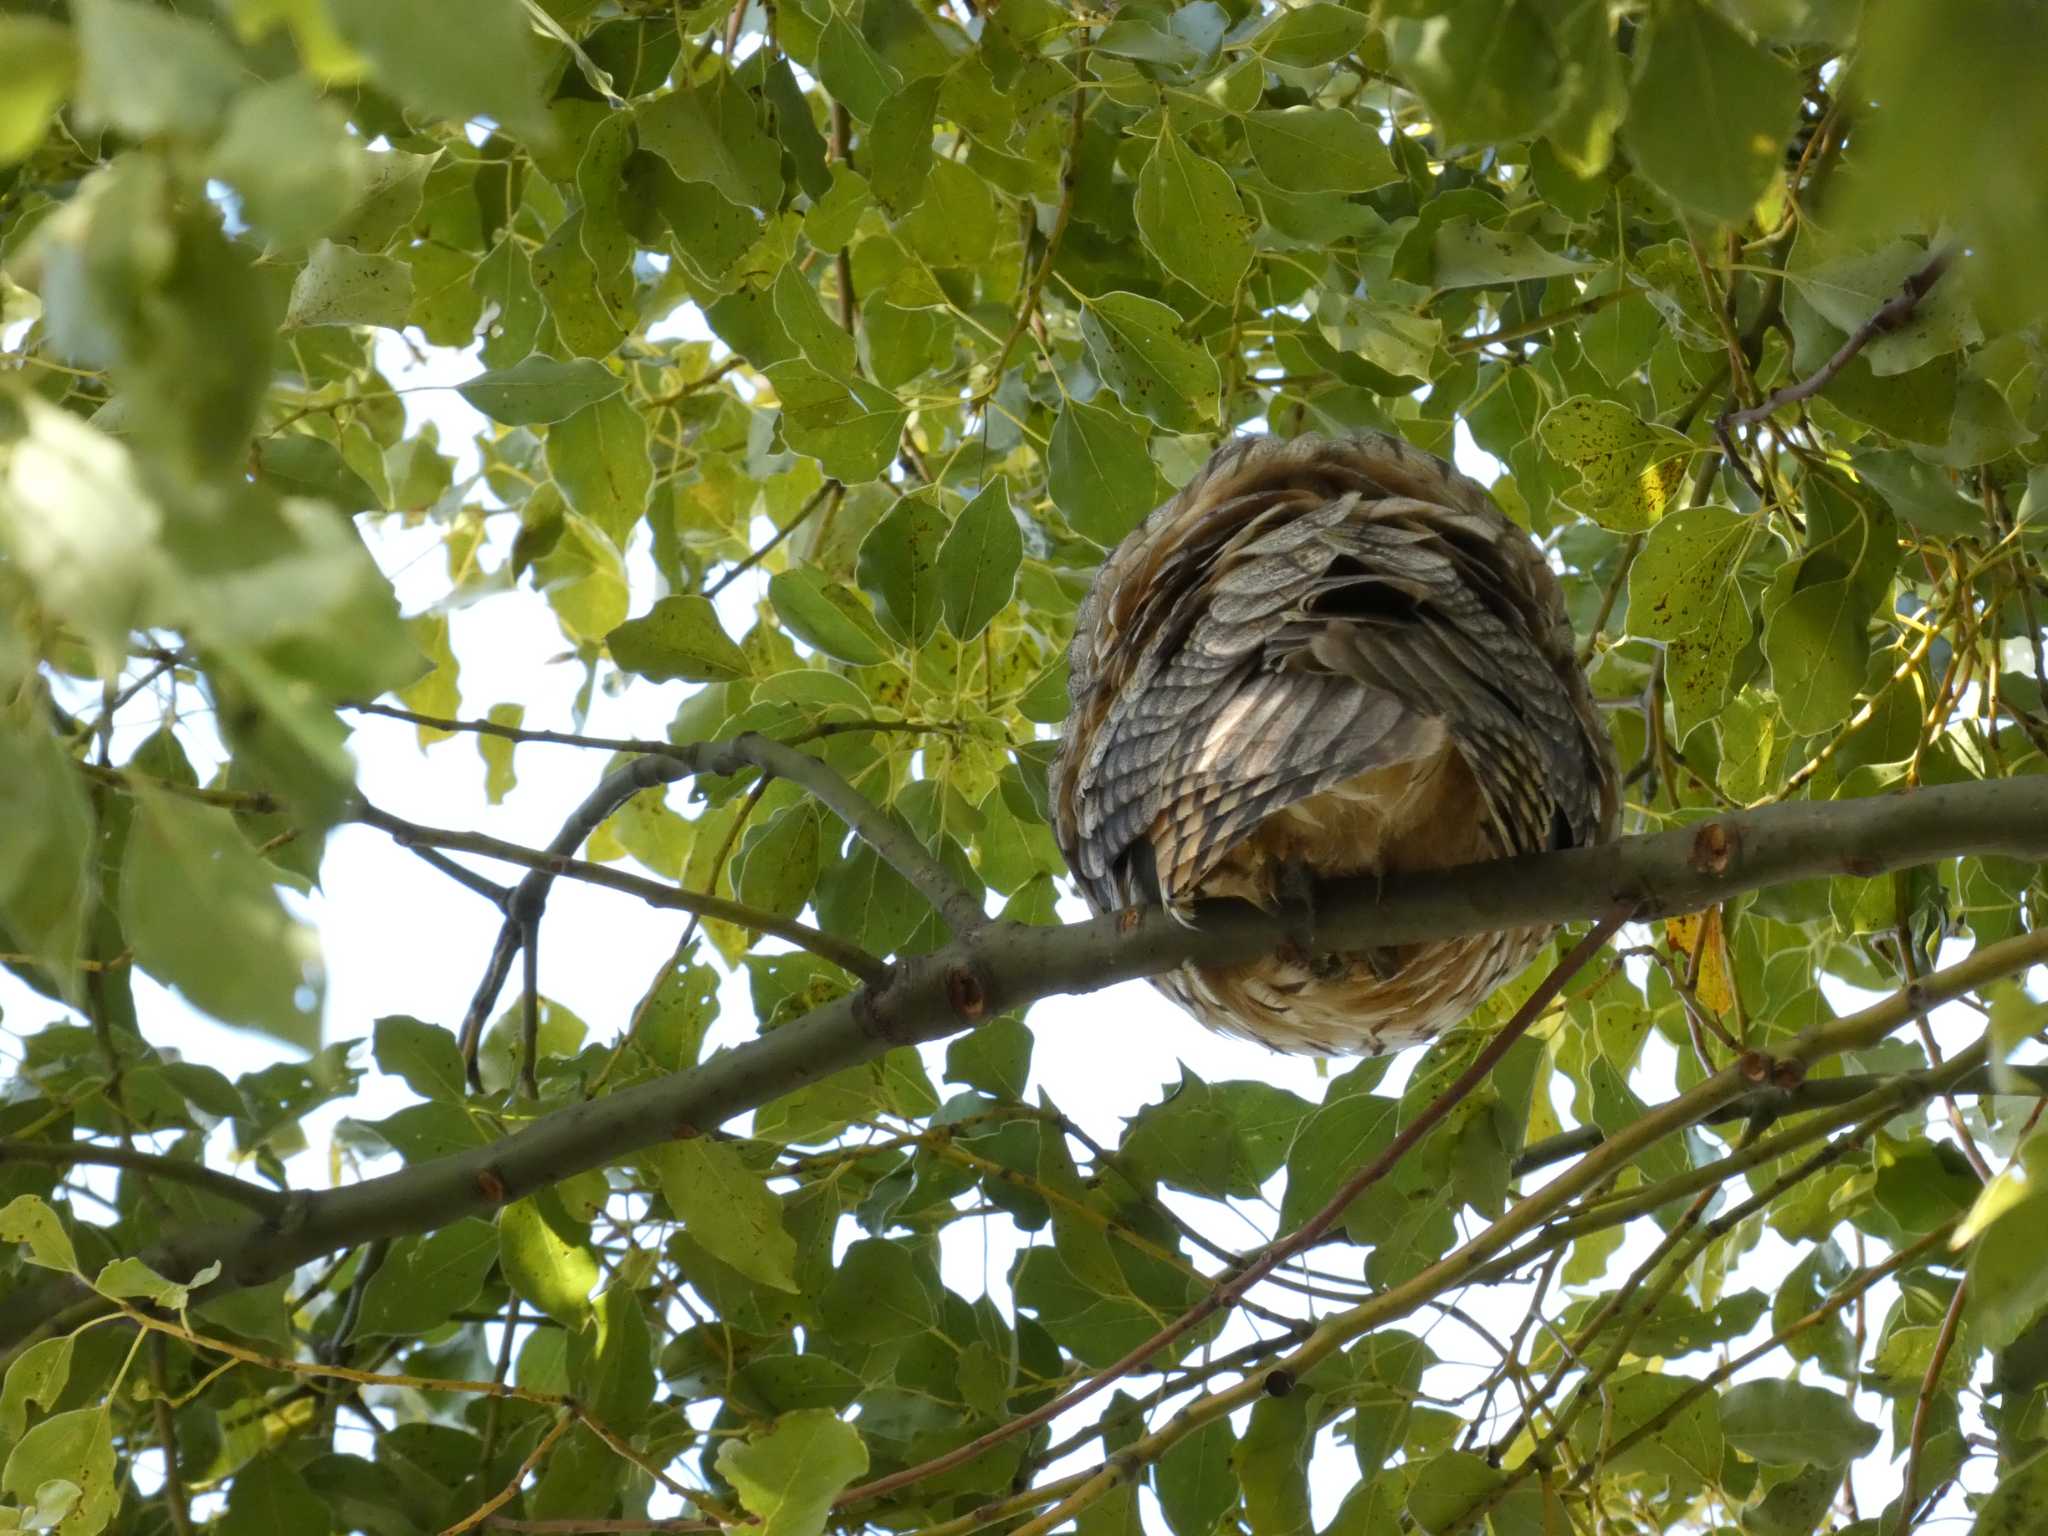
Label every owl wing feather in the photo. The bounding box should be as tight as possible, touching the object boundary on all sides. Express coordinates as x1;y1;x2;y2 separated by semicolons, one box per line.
1054;432;1615;913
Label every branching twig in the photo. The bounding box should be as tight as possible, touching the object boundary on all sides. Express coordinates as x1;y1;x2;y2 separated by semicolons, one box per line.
356;794;887;991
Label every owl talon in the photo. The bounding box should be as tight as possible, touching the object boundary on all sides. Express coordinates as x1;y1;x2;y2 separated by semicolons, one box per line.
1364;946;1404;981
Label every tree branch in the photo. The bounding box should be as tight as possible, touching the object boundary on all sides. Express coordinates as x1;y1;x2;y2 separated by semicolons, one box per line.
0;1139;289;1218
2;775;2044;1360
712;731;988;933
356;797;887;984
1721;248;1952;433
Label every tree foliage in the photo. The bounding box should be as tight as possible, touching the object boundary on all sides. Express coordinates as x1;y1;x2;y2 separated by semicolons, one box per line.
1;0;2047;1534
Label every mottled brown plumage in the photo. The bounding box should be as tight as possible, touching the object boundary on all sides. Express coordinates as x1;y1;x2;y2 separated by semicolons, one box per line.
1051;431;1619;1054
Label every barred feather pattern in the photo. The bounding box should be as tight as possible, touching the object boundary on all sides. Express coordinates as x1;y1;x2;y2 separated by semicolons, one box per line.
1050;432;1620;1054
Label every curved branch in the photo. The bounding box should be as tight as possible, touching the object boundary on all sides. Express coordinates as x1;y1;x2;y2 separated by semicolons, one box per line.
1722;248;1951;432
708;732;988;934
2;775;2044;1360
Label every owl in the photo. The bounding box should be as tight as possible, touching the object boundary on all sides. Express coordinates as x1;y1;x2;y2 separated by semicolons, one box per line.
1050;431;1619;1055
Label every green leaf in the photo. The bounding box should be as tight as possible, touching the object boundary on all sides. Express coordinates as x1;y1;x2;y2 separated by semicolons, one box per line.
1536;395;1695;532
1718;1380;1878;1468
803;166;871;255
650;1137;799;1292
715;1410;869;1536
94;1256;215;1310
820;1238;935;1344
944;1017;1032;1100
1234;1393;1310;1536
1626;504;1755;734
356;1219;499;1336
459;356;625;425
0;1194;80;1275
937;481;1023;641
208;78;370;250
735;803;824;922
774;263;860;381
766;361;908;483
1252;4;1370;68
1135;118;1254;305
373;1015;467;1101
73;0;242;140
1979;1444;2048;1536
0;18;74;166
816;17;901;125
549;394;652;548
857;494;947;646
253;435;380;513
1382;0;1565;146
1764;577;1867;735
1621;0;1802;222
0;707;95;987
1079;292;1219;433
769;569;892;665
1430;219;1594;288
285;241;415;330
1969;1190;2048;1349
0;391;164;663
499;1195;597;1327
121;787;323;1049
0;1408;117;1536
0;1336;73;1443
217;1453;329;1536
899;159;1000;272
637;75;786;211
480;703;523;805
1243;109;1399;194
1048;399;1162;547
328;0;550;144
608;595;752;683
1156;1418;1237;1536
1406;1450;1537;1535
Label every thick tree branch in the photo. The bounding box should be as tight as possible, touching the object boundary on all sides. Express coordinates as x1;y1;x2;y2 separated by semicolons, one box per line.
2;775;2043;1359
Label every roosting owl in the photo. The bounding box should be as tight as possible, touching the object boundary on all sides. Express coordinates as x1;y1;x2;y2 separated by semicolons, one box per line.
1050;432;1619;1055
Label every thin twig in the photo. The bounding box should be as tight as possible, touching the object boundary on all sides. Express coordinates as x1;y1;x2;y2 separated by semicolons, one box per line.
1895;1275;1968;1536
356;795;886;993
1448;288;1625;356
703;479;841;598
148;1334;195;1536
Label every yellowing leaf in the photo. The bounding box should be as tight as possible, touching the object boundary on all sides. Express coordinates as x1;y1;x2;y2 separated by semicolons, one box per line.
1537;395;1696;532
1664;909;1734;1016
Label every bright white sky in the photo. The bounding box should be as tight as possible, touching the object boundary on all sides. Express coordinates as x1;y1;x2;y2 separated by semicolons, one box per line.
3;294;2034;1532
